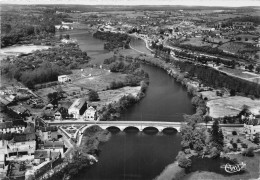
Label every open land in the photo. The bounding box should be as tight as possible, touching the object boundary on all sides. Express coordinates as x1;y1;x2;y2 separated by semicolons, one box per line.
206;96;260;118
36;67;141;110
183;152;260;180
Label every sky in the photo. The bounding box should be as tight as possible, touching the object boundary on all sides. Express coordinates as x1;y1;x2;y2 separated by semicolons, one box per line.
0;0;259;7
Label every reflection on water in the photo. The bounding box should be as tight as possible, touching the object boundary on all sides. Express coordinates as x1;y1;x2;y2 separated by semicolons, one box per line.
74;132;181;180
118;64;195;122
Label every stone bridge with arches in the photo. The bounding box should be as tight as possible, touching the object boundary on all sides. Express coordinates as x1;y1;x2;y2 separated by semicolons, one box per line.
50;121;184;132
49;120;244;133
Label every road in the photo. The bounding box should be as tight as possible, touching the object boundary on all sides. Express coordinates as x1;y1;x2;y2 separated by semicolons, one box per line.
47;119;244;128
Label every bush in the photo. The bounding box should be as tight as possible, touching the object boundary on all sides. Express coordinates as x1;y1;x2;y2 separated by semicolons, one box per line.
223;147;230;153
242;147;255;157
88;90;99;101
253;136;260;144
236;138;241;143
232;143;238;150
232;131;237;135
178;156;192;168
210;147;220;158
241;143;248;148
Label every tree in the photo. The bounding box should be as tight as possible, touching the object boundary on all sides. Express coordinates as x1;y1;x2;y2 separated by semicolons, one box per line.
47;91;60;104
247;64;254;72
176;151;192;168
230;89;236;96
242;147;254;157
211;119;224;150
88;90;99;101
253;134;260;144
64;34;70;39
256;65;260;74
210;147;219;158
232;143;238;150
178;156;192;168
204;115;212;128
236;37;242;41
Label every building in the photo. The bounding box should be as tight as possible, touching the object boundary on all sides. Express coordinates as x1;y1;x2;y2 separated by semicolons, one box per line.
54;106;70;120
7;106;31;119
34;150;61;164
38;126;58;141
58;75;71;83
0;154;5;169
68;98;88;119
55;25;73;30
83;106;97;121
7;140;36;157
61;39;77;44
244;124;260;141
42;141;64;155
233;22;254;28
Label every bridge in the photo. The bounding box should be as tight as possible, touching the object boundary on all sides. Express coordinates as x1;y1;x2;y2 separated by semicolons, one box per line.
48;120;244;133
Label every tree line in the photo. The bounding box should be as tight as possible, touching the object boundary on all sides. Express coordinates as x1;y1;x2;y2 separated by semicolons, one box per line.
93;31;131;51
174;61;260;98
1;44;90;88
1;8;69;47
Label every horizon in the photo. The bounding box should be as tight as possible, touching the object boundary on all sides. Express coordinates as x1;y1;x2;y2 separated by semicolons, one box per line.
1;0;260;7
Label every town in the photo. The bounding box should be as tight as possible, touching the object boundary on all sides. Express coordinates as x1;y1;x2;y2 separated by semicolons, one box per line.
0;2;260;180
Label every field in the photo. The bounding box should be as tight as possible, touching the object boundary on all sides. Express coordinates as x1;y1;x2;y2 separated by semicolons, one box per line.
89;51;114;65
235;34;258;43
217;67;260;84
35;67;141;110
206;96;260;118
218;67;260;79
181;37;212;47
218;42;248;54
36;67;127;101
93;86;141;108
183;152;260;180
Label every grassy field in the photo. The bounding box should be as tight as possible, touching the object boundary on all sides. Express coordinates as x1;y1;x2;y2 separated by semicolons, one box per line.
184;152;260;180
207;96;260;118
200;90;230;101
93;86;141;109
218;67;260;79
181;37;212;47
218;42;247;54
35;67;141;111
36;67;127;101
89;51;114;65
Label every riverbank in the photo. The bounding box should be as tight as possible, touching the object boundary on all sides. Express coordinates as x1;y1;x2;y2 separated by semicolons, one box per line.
155;162;186;180
42;125;111;180
181;151;260;180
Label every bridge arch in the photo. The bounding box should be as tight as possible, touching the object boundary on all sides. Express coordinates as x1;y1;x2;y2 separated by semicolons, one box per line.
106;126;121;133
142;126;159;134
162;127;178;134
123;126;140;132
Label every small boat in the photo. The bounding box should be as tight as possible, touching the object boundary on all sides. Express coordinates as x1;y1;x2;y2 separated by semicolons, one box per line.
220;162;246;173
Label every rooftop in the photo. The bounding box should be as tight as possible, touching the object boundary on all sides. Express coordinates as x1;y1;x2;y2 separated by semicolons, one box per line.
44;141;64;148
69;98;87;110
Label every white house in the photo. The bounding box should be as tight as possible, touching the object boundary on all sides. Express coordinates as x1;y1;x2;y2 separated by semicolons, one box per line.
43;141;64;156
55;25;73;30
244;124;260;140
61;39;77;44
7;141;36;156
68;98;88;119
58;75;71;83
244;124;260;134
83;106;97;121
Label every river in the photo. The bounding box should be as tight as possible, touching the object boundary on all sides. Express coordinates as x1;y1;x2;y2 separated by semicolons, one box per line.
56;30;113;65
64;30;196;180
